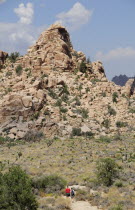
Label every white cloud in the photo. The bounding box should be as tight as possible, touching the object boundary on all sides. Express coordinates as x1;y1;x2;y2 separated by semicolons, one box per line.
56;2;93;31
0;22;46;54
96;47;135;61
0;2;46;54
14;3;34;25
95;47;135;79
0;0;6;4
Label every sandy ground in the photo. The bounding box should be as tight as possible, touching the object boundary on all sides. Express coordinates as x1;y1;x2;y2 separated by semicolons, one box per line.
71;201;99;210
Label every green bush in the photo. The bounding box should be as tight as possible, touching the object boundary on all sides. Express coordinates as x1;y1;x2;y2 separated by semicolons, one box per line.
0;166;38;209
75;189;88;201
23;130;44;142
8;52;20;63
74;108;89;118
116;121;128;128
60;107;68;113
91;78;100;84
110;204;123;210
15;65;23;76
112;92;118;103
108;105;117;116
48;88;57;99
115;181;123;188
101;92;106;97
86;87;90;93
61;93;69;103
55;99;62;107
97;136;111;143
61;84;70;95
96;158;119;186
102;119;110;128
74;96;81;106
32;175;67;193
79;61;87;73
72;128;82;136
129;108;135;113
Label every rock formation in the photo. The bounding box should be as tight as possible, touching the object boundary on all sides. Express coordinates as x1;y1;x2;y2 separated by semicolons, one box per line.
0;24;134;140
0;50;8;66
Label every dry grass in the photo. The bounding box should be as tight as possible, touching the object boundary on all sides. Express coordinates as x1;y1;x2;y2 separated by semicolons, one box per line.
0;134;135;209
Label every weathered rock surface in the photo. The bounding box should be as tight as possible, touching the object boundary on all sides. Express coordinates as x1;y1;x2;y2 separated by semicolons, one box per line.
0;50;8;66
0;24;134;139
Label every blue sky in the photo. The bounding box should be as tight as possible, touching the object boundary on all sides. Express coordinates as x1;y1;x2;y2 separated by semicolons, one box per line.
0;0;135;79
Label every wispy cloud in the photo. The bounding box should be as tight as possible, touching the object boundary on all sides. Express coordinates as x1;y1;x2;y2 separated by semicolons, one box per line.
96;47;135;61
0;2;46;54
14;3;34;25
0;0;6;4
56;2;93;31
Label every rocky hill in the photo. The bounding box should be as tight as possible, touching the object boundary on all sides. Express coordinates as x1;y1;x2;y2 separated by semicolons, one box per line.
0;24;135;140
112;74;133;86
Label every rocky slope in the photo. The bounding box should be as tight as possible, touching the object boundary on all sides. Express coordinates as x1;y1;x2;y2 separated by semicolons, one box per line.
0;24;135;140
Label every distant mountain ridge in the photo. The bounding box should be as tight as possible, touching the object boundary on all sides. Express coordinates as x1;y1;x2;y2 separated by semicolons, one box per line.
112;75;133;86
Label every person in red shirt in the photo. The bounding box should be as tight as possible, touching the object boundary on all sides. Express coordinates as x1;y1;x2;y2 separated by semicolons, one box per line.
65;186;71;197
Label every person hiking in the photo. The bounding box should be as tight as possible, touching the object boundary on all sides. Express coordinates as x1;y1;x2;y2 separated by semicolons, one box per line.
71;188;75;199
65;186;71;197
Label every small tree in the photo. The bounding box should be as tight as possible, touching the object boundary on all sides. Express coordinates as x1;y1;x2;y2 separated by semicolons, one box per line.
79;61;87;73
112;92;118;103
0;166;38;209
96;158;119;186
16;65;23;76
8;52;20;63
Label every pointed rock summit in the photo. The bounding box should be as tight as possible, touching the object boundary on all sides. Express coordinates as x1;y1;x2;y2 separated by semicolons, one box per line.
17;24;84;72
0;24;134;140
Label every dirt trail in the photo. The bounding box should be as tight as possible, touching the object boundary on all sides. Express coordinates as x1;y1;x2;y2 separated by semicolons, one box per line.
71;200;99;210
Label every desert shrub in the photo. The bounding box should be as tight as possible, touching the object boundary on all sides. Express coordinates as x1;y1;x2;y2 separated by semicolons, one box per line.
0;136;8;144
73;96;81;106
96;158;119;186
44;109;50;115
55;197;71;210
48;88;57;99
112;92;118;103
55;99;62;107
86;87;90;93
79;61;87;73
83;131;94;138
8;52;20;63
116;121;128;128
102;119;110;128
6;71;12;77
15;65;23;76
32;175;67;193
72;128;82;136
23;130;44;142
87;57;91;64
74;68;79;74
129;108;135;113
60;107;68;113
97;136;112;143
61;84;70;95
101;92;106;97
115;181;123;188
73;108;89;118
110;204;123;210
108;105;117;116
0;166;38;209
32;111;40;120
75;189;88;201
61;93;69;103
91;78;100;84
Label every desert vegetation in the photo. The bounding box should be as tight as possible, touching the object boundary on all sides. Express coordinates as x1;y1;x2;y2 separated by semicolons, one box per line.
0;133;135;209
